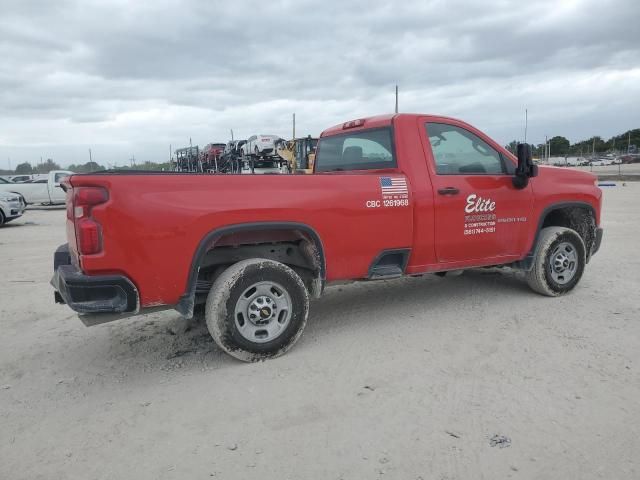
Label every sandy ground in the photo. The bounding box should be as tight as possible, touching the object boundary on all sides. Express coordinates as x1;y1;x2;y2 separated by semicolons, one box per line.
1;184;639;480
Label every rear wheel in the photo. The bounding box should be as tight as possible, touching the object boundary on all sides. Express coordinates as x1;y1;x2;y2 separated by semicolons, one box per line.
205;259;309;362
526;227;586;296
0;210;5;226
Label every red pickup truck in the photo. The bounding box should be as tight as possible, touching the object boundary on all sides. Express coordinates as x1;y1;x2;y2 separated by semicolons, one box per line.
52;114;603;361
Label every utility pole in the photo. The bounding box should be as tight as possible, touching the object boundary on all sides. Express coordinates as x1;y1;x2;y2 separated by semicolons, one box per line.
89;148;92;163
524;109;528;144
230;129;234;141
629;131;631;154
292;113;296;140
394;85;399;114
545;136;548;163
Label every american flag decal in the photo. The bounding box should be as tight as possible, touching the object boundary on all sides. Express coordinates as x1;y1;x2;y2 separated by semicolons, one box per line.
379;176;408;196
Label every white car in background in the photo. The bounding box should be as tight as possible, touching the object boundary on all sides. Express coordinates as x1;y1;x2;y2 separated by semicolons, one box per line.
0;190;26;226
7;174;49;183
0;170;73;205
241;134;282;157
240;158;288;175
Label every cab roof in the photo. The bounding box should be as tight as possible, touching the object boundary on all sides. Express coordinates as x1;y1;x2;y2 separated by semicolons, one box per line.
320;113;466;137
321;114;396;137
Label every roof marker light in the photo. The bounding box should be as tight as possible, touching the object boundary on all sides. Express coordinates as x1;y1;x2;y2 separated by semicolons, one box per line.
342;119;365;130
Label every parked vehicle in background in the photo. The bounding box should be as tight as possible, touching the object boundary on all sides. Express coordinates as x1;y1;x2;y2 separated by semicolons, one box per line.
221;140;246;173
51;113;603;362
620;154;640;164
9;174;34;183
277;136;318;173
224;140;246;158
201;143;227;172
0;170;73;205
240;157;287;174
0;191;26;225
242;135;282;157
10;174;49;183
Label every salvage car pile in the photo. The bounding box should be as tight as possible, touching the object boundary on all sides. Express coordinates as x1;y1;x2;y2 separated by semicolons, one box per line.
173;135;317;175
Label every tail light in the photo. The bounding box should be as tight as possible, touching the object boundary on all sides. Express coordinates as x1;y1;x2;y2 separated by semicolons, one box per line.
73;187;108;255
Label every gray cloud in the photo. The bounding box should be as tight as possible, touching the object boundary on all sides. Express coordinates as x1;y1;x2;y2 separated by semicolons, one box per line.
0;0;639;167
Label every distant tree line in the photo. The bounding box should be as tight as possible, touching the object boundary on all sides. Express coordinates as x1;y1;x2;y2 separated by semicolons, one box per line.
506;128;640;157
0;160;173;176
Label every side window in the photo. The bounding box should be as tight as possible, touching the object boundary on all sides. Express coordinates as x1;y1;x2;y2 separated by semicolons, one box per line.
426;123;505;175
54;173;68;183
315;128;396;172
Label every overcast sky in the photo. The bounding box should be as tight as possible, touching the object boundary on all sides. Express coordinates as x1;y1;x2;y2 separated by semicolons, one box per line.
1;0;638;168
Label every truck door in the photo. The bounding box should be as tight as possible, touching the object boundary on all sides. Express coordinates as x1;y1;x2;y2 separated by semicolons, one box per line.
421;120;533;264
49;172;68;203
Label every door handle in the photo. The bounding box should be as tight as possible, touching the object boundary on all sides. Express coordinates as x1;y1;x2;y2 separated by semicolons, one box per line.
437;187;460;195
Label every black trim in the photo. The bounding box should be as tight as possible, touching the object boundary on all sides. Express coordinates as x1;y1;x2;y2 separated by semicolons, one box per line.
54;243;71;270
51;243;139;315
515;202;597;270
592;227;604;255
176;222;326;318
367;249;410;279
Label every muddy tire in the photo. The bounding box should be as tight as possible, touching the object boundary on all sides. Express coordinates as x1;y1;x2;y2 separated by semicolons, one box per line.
205;259;309;362
526;226;586;296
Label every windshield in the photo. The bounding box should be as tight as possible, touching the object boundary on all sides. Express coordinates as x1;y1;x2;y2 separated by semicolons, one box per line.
315;128;396;172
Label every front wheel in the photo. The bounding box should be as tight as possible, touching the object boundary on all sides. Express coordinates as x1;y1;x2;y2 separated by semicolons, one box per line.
205;259;309;362
526;226;586;296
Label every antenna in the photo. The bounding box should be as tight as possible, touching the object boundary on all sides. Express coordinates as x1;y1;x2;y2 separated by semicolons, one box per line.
394;85;399;114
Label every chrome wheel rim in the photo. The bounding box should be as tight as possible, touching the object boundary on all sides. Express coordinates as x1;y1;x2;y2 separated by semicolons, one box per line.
548;241;578;285
234;281;292;343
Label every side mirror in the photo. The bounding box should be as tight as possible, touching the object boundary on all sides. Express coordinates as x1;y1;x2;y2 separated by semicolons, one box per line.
513;143;538;189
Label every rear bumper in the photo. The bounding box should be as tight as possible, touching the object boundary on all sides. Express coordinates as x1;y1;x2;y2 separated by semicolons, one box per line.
51;244;139;323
